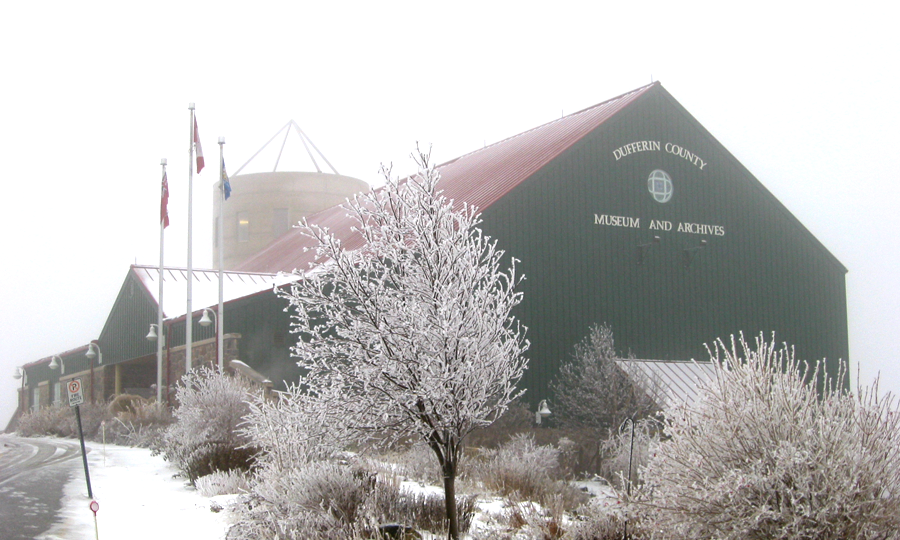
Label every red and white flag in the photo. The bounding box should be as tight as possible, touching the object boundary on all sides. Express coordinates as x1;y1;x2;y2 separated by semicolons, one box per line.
193;117;205;173
160;171;170;228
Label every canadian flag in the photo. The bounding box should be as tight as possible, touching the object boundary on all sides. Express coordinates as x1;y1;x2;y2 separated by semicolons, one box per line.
194;117;205;173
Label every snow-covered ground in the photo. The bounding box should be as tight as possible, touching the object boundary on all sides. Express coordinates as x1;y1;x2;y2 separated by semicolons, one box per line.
37;441;233;540
36;440;619;540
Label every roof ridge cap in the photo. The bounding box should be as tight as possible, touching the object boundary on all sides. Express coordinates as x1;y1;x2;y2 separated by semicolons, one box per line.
436;82;658;169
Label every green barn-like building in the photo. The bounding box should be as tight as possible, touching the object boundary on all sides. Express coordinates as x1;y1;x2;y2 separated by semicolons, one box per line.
238;81;849;399
12;82;847;421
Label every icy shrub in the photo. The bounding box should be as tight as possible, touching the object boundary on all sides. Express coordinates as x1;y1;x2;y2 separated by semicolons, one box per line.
16;401;112;439
196;469;251;497
474;434;586;509
598;417;660;489
107;393;146;416
641;334;900;540
16;404;78;437
374;480;477;536
232;459;376;539
240;381;346;473
105;400;173;447
388;441;446;486
158;368;257;483
560;501;640;540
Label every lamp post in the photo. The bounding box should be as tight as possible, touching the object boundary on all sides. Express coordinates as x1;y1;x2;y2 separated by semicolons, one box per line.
146;323;165;402
13;366;27;415
49;355;64;406
620;416;637;540
535;399;552;425
198;308;221;370
85;342;102;403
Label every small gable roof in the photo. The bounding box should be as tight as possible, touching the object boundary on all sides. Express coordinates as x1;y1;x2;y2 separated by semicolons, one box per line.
617;359;717;408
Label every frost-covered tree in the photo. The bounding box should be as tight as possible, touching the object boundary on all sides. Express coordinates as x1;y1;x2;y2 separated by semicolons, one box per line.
641;334;900;540
550;323;660;431
278;149;529;539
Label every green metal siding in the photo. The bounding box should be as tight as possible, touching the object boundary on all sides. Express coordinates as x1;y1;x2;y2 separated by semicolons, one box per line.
480;87;848;401
99;271;159;364
225;292;295;389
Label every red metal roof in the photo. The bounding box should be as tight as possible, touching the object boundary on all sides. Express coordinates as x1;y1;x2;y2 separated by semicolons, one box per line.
238;83;658;274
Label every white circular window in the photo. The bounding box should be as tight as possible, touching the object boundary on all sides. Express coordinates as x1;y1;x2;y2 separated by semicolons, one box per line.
648;169;673;203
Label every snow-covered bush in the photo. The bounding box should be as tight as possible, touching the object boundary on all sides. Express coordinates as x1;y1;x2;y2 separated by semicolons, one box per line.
106;400;173;447
388;441;447;486
560;501;635;540
641;334;900;540
475;433;560;500
240;381;348;474
474;434;587;510
375;485;478;537
233;457;478;539
196;469;251;497
599;417;660;489
158;367;257;483
16;403;80;437
16;401;111;439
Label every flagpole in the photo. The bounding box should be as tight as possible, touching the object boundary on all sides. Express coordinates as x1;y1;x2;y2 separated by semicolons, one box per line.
158;158;167;403
186;103;195;374
217;137;225;372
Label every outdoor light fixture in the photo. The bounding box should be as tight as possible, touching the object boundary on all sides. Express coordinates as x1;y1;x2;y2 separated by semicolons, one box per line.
146;323;160;342
636;235;661;265
86;342;102;364
49;355;64;374
683;239;708;267
199;308;216;327
198;308;224;370
13;366;23;380
535;399;552;425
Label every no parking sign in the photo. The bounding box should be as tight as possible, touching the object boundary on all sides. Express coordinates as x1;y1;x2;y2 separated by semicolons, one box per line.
67;378;84;407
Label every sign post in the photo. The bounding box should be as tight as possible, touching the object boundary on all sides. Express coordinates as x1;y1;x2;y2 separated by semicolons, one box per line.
67;378;93;499
89;500;100;540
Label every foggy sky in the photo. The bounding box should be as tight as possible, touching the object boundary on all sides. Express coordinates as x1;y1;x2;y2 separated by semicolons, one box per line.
2;1;897;425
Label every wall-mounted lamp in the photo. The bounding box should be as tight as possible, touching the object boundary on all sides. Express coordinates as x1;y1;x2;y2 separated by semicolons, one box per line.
683;239;708;267
535;399;552;425
636;236;661;265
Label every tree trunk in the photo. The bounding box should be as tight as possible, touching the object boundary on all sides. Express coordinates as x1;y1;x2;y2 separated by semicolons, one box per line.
443;462;459;540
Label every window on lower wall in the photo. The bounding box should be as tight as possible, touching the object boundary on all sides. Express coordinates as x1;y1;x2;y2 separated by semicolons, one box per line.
32;387;40;411
53;382;61;406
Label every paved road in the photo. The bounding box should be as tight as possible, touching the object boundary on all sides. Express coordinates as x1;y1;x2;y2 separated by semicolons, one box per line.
0;435;85;540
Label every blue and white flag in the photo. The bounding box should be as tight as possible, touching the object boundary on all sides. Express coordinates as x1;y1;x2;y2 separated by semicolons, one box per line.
221;155;231;200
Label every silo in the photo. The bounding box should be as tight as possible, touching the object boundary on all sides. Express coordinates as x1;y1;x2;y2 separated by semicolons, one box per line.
213;121;369;270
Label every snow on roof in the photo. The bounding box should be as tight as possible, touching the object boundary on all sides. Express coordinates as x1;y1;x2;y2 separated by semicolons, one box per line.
131;265;295;319
616;359;716;407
